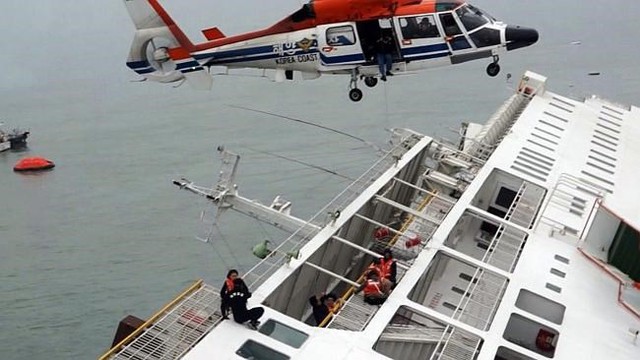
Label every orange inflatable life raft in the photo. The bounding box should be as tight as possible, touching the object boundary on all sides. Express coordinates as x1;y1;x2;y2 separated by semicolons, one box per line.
13;157;55;172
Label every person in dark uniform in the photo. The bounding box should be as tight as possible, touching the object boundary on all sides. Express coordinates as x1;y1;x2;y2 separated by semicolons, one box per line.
375;31;395;81
309;293;337;326
227;278;264;329
219;269;239;319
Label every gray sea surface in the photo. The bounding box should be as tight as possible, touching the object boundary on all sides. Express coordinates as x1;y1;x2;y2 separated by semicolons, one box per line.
1;0;639;359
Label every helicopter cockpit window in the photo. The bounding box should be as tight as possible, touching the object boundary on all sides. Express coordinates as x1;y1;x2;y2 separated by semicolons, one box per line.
326;26;356;46
400;15;440;39
468;4;496;22
439;13;462;36
456;4;488;31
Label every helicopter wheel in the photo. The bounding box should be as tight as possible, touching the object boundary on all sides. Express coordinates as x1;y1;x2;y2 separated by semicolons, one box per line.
349;88;363;102
486;62;500;77
364;77;378;88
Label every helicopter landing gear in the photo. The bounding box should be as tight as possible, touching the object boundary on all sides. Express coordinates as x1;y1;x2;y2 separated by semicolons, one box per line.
364;76;378;88
348;69;363;102
349;88;363;102
486;55;500;77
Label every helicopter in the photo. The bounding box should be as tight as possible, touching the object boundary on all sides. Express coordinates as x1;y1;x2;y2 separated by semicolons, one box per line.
123;0;538;101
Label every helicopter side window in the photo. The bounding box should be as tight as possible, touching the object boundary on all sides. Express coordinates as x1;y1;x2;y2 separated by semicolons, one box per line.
400;15;440;39
439;13;462;36
455;4;488;31
326;26;356;46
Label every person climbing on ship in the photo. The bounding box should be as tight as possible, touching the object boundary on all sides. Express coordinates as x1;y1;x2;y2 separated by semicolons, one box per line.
219;269;239;320
227;277;264;329
380;249;398;285
357;270;392;305
308;292;338;326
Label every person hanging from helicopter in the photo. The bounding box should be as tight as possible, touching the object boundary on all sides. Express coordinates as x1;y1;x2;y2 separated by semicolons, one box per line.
219;269;239;320
375;30;395;81
227;277;264;330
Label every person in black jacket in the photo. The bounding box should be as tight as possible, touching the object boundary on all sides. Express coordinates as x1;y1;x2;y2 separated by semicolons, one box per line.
309;293;337;326
219;269;239;320
227;278;264;329
375;31;395;81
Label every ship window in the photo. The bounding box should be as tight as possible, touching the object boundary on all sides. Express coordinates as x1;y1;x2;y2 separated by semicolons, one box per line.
236;340;290;360
550;268;566;278
495;187;518;209
545;283;562;293
456;4;487;31
503;313;559;358
258;319;308;349
326;26;356;46
553;254;569;264
495;346;536;360
516;289;566;325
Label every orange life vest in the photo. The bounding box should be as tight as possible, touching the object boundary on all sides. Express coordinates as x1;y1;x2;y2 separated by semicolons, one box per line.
225;278;235;292
379;258;394;279
363;279;383;297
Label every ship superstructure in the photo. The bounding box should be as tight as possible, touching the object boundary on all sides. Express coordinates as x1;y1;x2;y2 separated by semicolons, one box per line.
100;72;640;360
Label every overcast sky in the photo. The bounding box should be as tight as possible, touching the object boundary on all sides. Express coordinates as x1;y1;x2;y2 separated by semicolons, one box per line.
0;0;305;91
1;0;639;97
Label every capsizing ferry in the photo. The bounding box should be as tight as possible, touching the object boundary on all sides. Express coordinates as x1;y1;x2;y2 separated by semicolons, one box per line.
100;72;640;360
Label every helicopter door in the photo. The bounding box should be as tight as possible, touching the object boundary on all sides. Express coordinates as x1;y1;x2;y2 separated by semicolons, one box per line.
438;12;473;55
395;14;450;67
317;23;366;69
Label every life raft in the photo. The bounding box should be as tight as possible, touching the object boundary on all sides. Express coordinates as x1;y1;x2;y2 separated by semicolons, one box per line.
13;157;55;172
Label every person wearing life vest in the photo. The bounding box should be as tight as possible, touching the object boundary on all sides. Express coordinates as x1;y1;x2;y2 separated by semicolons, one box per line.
380;249;398;285
367;258;384;279
219;269;239;320
357;271;391;305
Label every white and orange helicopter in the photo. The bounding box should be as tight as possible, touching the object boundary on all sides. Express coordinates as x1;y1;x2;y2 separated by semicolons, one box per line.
123;0;538;101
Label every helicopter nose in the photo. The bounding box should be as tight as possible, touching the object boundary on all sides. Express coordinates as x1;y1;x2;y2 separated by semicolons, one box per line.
505;25;539;50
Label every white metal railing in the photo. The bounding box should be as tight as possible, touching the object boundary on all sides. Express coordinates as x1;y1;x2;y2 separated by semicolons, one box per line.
467;93;531;160
450;268;508;331
429;325;482;360
325;192;455;330
102;281;222;360
536;173;605;239
242;135;423;290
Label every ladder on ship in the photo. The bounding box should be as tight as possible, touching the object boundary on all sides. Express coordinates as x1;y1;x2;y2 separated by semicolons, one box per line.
321;191;455;331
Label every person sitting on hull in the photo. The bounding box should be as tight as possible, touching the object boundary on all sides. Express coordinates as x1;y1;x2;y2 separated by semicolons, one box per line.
219;269;239;319
227;277;264;329
357;270;392;305
380;249;398;286
309;292;338;326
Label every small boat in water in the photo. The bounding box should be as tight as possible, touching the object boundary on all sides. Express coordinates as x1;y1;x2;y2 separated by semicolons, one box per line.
0;124;29;152
13;157;55;172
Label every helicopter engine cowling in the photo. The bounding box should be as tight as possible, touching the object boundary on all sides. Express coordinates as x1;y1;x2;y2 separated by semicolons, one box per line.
126;27;185;83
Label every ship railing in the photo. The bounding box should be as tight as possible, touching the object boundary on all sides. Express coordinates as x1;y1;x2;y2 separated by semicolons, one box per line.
449;267;508;331
320;191;453;330
482;225;528;273
536;173;605;239
466;93;531;160
504;181;545;229
100;280;223;360
379;324;447;343
242;136;420;289
429;325;482;360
